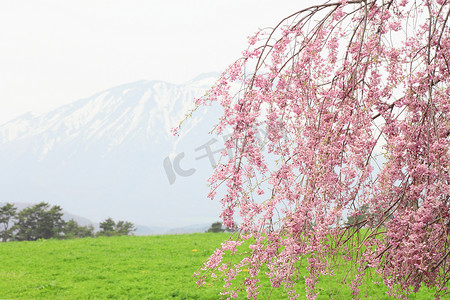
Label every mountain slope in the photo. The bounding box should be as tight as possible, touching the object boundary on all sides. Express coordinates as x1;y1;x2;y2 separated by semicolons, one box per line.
0;75;223;228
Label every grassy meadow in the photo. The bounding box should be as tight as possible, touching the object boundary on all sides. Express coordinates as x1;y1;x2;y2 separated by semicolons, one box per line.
0;233;445;299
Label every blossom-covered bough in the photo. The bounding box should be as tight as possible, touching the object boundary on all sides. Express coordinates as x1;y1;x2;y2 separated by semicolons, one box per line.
179;0;449;298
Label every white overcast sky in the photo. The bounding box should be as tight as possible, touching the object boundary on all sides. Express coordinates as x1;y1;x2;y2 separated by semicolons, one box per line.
0;0;313;125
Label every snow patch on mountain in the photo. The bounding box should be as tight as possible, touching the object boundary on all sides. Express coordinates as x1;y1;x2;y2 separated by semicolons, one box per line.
0;74;224;228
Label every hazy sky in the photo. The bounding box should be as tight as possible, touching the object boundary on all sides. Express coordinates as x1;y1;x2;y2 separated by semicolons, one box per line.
0;0;312;124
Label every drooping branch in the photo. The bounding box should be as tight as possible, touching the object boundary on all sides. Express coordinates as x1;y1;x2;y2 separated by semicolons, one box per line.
183;0;450;299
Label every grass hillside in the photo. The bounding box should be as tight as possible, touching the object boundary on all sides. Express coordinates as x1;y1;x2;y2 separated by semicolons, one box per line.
0;233;443;299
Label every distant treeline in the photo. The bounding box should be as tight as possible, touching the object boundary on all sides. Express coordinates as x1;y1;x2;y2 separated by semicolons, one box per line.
0;202;135;242
206;221;237;233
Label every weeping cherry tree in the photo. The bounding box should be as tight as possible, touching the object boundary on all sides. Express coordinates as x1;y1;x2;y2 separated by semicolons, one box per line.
177;0;449;298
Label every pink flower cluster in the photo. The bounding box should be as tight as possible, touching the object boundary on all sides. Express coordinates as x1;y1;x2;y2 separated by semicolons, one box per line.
184;0;450;299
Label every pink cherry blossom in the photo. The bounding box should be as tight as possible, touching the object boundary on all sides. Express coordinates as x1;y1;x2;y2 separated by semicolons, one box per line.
181;0;450;299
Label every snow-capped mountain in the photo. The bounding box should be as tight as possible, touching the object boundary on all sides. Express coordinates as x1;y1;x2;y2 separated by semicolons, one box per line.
0;74;225;228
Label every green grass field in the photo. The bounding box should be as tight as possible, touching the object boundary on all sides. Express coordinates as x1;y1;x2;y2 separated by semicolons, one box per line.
0;233;445;299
